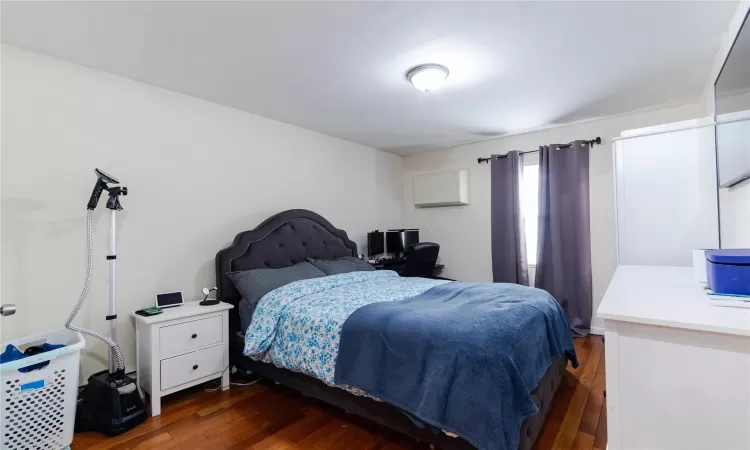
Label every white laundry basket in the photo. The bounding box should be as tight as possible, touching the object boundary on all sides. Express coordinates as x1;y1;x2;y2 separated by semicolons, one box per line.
1;329;84;450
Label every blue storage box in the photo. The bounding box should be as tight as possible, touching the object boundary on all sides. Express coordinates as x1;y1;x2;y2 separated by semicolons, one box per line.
705;249;750;296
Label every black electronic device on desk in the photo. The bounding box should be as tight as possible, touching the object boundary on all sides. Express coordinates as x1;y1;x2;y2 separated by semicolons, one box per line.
368;230;385;257
386;229;419;255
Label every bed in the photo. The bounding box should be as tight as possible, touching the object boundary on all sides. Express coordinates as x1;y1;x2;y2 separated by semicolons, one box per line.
216;209;573;450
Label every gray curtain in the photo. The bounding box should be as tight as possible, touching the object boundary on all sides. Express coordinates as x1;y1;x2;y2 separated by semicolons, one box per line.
535;141;592;336
491;151;529;285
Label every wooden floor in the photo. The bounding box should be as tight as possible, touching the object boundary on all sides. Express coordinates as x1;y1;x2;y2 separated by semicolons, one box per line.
73;336;605;450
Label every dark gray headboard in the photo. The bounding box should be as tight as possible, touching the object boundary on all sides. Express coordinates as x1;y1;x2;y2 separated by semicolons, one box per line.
216;209;357;334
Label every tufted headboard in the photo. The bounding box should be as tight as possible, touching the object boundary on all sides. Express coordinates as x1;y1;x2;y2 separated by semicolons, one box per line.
215;209;357;334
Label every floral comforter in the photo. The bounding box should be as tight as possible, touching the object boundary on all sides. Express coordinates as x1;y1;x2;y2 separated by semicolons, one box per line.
243;270;450;385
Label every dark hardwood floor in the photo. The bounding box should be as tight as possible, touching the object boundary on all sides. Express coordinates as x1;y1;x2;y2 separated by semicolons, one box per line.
73;336;605;450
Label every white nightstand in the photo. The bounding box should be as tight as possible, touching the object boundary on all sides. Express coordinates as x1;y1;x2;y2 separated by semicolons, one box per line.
131;301;234;416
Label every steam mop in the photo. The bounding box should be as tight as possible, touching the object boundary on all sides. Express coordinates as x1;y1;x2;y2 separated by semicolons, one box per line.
71;169;147;435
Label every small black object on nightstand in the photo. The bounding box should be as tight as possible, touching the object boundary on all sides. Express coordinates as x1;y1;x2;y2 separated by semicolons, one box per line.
200;287;220;306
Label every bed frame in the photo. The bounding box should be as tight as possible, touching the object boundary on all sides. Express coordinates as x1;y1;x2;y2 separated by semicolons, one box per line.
216;209;567;450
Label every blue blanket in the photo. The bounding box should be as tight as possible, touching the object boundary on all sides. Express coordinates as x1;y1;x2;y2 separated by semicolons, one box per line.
334;282;578;450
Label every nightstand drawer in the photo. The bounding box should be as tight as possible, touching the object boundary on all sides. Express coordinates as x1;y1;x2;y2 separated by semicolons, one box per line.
159;315;223;358
160;345;224;390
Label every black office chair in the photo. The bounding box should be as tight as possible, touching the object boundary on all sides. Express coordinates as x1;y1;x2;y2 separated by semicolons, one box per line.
403;242;440;278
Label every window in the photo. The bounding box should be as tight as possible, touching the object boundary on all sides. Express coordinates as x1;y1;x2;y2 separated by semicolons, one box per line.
520;163;539;266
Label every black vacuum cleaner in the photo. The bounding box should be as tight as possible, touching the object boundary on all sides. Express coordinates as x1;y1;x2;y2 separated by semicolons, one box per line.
70;169;147;435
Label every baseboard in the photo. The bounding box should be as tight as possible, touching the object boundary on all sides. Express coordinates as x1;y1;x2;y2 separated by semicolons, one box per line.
590;327;605;336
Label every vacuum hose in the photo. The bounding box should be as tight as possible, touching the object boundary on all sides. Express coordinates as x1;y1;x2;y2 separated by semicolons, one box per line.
65;209;125;371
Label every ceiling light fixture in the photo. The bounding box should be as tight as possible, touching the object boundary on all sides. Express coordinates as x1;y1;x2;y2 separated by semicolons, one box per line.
406;64;449;93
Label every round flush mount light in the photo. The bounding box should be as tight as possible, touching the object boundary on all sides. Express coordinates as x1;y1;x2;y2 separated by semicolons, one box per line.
406;64;449;93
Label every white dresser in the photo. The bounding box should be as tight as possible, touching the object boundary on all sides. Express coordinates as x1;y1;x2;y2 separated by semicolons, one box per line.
132;302;233;416
597;266;750;449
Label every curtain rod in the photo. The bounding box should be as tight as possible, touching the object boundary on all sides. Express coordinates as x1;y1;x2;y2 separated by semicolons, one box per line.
476;137;602;164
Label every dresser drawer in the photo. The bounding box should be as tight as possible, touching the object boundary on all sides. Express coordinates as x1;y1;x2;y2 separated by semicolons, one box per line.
160;345;224;391
159;315;223;358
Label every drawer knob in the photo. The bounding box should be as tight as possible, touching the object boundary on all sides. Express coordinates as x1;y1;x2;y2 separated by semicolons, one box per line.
192;364;198;370
191;334;197;339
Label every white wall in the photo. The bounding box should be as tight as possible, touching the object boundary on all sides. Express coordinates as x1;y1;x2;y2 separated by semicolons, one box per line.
402;103;702;332
0;45;403;381
375;150;404;232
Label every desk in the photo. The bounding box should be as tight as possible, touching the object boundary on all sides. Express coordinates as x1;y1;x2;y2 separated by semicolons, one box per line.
370;260;444;277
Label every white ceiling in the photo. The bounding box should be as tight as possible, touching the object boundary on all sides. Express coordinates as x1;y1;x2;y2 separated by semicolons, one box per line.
1;1;738;154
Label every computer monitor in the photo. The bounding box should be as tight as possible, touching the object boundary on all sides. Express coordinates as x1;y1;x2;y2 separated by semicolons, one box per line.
402;230;419;250
385;232;401;253
368;231;384;256
386;229;419;254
